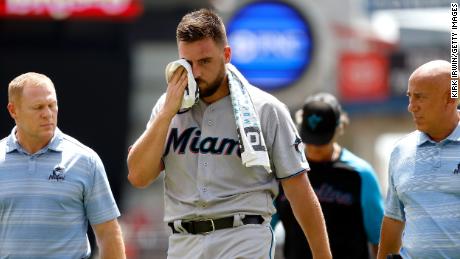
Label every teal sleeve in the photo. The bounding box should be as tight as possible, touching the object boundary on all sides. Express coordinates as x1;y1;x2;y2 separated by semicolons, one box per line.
359;167;384;244
342;149;384;244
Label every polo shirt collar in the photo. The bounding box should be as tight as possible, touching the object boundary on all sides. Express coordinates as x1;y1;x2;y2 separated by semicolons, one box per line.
6;127;64;154
47;128;64;152
417;121;460;146
446;121;460;142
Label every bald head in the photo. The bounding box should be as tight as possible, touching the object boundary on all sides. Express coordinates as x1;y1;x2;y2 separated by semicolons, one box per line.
407;60;459;141
409;60;452;101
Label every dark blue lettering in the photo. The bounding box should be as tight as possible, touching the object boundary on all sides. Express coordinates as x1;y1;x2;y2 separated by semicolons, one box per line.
166;127;241;156
165;127;196;155
216;138;239;155
200;137;218;154
190;130;202;153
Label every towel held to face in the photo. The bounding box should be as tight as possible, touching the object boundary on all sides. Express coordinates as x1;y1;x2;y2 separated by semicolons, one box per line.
165;59;199;113
164;60;271;173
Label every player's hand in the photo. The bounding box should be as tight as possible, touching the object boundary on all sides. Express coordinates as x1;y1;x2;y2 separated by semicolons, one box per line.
162;67;188;118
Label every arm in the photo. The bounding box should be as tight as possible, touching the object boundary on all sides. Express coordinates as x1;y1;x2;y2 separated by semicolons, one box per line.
358;164;384;257
377;216;405;259
371;244;379;258
127;67;188;188
281;172;332;259
92;219;125;259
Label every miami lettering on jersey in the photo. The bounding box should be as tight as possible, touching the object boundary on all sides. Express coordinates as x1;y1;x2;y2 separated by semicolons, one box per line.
165;127;241;156
314;183;354;206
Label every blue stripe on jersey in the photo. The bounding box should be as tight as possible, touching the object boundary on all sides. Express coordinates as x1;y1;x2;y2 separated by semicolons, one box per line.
340;148;384;244
275;168;307;180
268;225;275;259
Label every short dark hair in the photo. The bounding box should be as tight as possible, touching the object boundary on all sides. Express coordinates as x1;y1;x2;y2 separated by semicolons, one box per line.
176;8;227;46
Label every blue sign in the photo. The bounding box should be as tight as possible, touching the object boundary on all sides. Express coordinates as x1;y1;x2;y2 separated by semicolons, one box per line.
227;1;314;91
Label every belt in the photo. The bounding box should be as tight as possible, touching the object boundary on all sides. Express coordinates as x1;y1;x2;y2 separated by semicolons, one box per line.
168;215;264;234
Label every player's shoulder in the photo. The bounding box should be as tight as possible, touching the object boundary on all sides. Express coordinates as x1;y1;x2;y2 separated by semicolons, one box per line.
340;148;375;175
247;85;289;113
248;85;281;104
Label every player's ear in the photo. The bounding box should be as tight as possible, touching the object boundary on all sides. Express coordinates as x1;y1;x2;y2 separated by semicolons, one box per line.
224;46;231;64
7;102;17;120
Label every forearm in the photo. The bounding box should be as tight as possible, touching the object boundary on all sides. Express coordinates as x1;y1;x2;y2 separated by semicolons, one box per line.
371;243;378;257
377;217;404;259
282;173;332;259
95;220;126;259
377;243;401;258
293;188;331;259
127;111;173;188
98;233;125;259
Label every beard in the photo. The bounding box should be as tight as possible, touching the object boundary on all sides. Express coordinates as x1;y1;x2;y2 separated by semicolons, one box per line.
196;64;227;98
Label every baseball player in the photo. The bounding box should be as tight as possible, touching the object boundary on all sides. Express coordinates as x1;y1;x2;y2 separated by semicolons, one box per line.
127;8;331;259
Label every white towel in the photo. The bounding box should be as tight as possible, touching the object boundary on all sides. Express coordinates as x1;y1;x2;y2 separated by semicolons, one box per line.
227;64;272;173
165;59;199;112
164;60;271;173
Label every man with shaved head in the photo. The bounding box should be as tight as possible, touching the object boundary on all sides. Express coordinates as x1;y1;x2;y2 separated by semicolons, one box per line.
377;60;460;258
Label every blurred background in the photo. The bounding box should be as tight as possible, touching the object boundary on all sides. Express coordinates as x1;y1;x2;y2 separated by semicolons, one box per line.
0;0;454;258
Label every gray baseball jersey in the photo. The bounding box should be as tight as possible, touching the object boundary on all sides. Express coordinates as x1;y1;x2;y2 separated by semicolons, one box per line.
149;84;309;222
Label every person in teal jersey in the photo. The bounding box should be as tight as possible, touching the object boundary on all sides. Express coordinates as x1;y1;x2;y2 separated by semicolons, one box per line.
273;93;384;259
378;60;460;258
0;72;125;258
